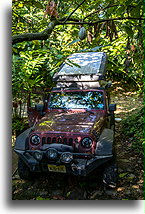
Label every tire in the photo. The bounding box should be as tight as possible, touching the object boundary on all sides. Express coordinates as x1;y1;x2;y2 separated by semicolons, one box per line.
18;157;34;180
110;111;115;134
103;163;118;188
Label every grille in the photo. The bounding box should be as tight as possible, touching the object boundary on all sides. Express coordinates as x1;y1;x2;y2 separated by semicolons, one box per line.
41;136;74;146
47;137;51;144
52;137;56;143
42;137;46;145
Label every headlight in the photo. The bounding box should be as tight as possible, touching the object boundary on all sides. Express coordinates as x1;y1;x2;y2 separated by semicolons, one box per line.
46;148;58;159
30;135;40;145
60;152;73;164
81;137;93;148
33;150;43;161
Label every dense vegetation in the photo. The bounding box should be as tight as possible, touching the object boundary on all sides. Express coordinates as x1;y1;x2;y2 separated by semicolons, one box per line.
12;0;144;153
12;0;144;92
121;107;144;155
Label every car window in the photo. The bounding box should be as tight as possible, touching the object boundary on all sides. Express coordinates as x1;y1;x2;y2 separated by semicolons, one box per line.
49;91;104;110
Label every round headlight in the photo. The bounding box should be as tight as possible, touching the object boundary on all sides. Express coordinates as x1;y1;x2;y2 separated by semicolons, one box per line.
81;137;93;148
60;152;73;164
33;150;43;161
46;148;58;159
30;135;40;145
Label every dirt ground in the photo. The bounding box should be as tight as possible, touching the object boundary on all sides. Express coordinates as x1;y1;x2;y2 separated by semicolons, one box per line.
12;88;144;200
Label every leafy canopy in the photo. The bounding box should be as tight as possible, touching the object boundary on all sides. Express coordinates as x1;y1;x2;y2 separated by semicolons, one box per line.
12;0;144;95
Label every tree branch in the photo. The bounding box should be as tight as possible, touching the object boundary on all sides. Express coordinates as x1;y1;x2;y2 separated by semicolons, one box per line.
12;9;32;25
83;4;118;21
12;16;144;45
63;0;87;23
59;17;80;22
83;4;136;20
12;21;57;45
59;16;144;25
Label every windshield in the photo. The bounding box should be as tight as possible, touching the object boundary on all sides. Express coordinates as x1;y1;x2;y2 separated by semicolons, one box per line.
48;91;104;110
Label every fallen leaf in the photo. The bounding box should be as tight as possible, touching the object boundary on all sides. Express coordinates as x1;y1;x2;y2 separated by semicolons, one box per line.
132;185;139;189
117;187;125;192
52;195;65;200
119;173;128;178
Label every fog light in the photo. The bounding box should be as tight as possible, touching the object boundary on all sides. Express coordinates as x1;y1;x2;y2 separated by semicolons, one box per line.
60;152;73;164
46;148;58;159
33;150;43;161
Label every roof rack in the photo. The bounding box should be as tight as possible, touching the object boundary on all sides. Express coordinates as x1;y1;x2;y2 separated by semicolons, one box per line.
51;86;105;91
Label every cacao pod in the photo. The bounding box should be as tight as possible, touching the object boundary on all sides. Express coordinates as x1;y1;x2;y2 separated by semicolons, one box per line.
78;27;87;40
48;21;55;30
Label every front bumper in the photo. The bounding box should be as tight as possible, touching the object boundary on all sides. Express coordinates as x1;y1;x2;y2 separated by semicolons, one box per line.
14;149;113;176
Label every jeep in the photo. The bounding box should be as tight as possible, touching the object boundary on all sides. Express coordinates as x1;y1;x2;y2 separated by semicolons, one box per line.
14;52;117;188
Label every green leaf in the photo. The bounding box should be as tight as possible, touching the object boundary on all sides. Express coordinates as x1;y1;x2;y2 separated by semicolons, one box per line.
118;0;126;5
67;39;80;46
23;1;33;6
130;5;141;17
66;191;71;197
79;48;90;52
18;3;23;7
90;46;102;51
66;59;81;68
119;173;128;178
56;54;64;59
33;1;44;9
36;196;51;200
124;26;133;38
80;45;112;52
116;6;126;16
12;48;18;54
91;45;112;51
125;0;134;6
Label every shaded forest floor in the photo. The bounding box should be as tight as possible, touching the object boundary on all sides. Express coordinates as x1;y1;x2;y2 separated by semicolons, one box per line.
12;85;144;200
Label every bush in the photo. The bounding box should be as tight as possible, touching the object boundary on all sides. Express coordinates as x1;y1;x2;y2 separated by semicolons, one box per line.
12;116;29;137
121;107;144;154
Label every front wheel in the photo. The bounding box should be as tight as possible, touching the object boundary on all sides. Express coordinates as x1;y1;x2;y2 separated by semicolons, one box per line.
18;157;34;180
103;163;118;188
110;111;115;134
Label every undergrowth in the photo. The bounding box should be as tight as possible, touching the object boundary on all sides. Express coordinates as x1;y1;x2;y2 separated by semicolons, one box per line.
121;107;144;154
12;116;29;137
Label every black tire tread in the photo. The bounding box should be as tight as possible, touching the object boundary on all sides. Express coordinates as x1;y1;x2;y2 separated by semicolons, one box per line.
18;157;34;180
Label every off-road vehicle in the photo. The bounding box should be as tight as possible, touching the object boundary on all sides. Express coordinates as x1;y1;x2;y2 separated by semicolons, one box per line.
14;52;117;187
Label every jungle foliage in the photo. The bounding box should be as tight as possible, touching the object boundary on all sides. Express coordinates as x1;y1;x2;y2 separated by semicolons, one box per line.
12;0;144;97
121;107;144;155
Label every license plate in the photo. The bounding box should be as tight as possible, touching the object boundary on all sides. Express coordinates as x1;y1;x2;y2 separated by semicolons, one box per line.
48;164;66;173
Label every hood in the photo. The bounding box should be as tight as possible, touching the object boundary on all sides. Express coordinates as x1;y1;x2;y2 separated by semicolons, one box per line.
34;110;106;134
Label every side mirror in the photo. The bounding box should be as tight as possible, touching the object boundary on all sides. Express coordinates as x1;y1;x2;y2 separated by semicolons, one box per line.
109;104;116;112
35;104;44;112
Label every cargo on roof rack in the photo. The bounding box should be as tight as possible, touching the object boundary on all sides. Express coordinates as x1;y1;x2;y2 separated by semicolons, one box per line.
53;52;107;83
53;52;108;89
